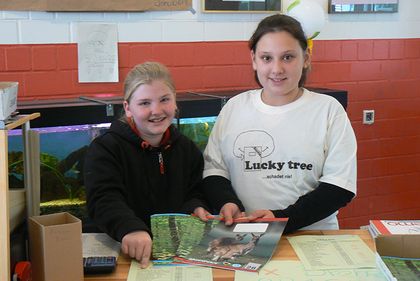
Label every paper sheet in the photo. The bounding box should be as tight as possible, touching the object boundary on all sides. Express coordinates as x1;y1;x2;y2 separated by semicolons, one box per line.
287;235;376;270
375;253;397;281
82;233;120;258
127;260;213;281
77;23;119;83
235;260;388;281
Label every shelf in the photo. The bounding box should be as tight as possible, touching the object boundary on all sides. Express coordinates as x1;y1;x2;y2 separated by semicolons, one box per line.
1;113;40;281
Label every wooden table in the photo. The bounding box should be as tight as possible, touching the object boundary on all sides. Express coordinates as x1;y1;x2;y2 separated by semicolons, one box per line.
84;229;375;281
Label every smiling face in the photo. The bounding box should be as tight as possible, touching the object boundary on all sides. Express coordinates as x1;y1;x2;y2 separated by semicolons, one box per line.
251;31;310;106
124;79;176;146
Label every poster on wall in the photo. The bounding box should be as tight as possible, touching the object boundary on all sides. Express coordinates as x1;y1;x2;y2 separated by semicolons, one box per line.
0;0;192;11
202;0;281;13
77;23;119;83
329;0;398;13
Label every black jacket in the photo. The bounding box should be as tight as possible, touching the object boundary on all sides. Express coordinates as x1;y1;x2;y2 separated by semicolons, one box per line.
85;120;207;241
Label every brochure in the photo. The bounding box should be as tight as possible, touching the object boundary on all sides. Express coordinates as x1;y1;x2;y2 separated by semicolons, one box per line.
150;214;287;272
381;255;420;281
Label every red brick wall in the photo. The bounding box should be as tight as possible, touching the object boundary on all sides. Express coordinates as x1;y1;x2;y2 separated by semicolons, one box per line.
0;42;257;100
313;39;420;228
1;39;419;228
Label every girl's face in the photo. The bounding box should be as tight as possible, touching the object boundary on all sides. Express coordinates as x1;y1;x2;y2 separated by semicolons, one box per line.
251;31;309;105
124;79;176;146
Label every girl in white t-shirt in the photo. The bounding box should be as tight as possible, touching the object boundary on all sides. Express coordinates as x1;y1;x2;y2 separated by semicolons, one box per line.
202;14;357;233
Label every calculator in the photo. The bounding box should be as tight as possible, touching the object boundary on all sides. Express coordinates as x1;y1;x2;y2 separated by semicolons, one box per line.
83;256;117;274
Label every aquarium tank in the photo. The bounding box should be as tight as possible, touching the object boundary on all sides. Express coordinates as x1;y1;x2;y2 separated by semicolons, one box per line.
7;116;217;222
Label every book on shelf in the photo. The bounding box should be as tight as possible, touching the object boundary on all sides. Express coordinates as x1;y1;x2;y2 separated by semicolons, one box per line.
150;213;288;272
368;220;420;237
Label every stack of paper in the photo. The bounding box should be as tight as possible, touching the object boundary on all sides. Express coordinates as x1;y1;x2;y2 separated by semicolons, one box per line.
287;235;377;270
236;260;390;281
235;236;389;281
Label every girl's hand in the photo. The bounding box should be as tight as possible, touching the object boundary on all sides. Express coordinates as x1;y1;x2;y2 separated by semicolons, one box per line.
121;231;152;268
193;206;211;221
246;209;275;221
220;203;246;226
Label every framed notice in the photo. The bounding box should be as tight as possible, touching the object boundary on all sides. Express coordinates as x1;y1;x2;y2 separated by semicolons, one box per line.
329;0;398;14
0;0;192;12
202;0;281;13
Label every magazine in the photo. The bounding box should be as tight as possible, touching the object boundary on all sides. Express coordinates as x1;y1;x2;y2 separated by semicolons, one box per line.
380;256;420;281
150;213;288;272
369;220;420;237
151;213;207;262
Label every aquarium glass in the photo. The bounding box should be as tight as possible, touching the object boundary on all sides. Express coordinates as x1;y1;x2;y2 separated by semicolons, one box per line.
176;116;217;151
8;123;110;220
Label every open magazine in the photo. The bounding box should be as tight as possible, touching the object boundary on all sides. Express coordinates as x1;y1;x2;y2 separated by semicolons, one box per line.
151;213;288;272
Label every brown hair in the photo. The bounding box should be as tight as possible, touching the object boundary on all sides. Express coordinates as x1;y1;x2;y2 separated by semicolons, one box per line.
249;14;310;87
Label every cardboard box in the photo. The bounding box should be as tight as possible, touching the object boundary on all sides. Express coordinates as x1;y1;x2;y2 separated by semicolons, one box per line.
28;212;83;281
375;234;420;258
0;82;18;120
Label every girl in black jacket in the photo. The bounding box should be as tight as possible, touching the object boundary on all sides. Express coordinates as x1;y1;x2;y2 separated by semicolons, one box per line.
84;62;210;268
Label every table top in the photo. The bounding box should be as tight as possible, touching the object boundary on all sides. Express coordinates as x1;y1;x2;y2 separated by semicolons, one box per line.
84;229;374;281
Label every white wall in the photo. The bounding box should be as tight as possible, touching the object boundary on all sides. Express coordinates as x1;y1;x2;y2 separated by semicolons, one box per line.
0;0;419;44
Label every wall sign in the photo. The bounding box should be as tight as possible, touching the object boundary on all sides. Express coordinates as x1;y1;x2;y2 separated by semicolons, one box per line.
329;0;398;14
202;0;281;13
0;0;192;11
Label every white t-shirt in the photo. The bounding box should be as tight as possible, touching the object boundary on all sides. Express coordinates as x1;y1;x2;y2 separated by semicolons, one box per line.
203;88;357;230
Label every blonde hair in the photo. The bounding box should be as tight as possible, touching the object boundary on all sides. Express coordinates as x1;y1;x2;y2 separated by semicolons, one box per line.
123;62;176;103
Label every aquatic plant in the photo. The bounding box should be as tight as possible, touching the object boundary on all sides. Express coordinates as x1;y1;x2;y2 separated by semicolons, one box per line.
179;121;215;151
40;198;87;220
8;151;84;201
